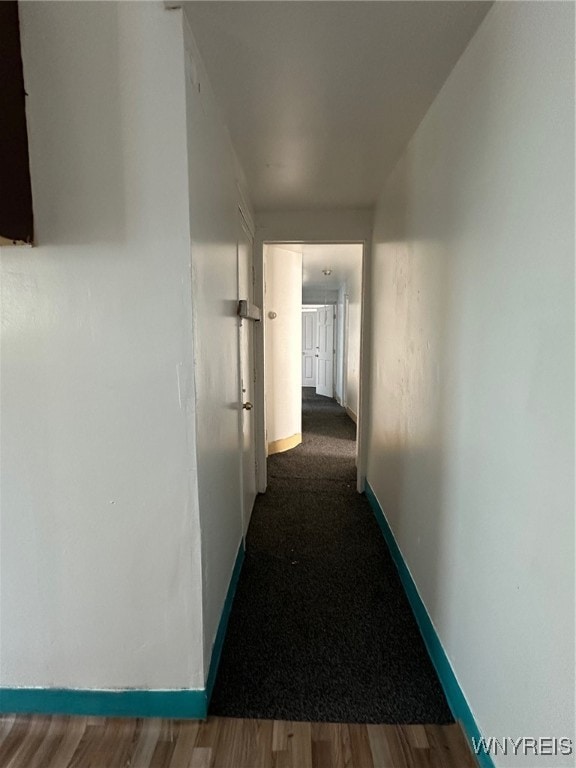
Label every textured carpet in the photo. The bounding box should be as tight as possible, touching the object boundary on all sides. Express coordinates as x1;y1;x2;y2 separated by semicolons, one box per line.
209;388;453;724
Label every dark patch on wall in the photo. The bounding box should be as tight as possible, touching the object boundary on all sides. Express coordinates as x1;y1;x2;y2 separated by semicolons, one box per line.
0;1;33;245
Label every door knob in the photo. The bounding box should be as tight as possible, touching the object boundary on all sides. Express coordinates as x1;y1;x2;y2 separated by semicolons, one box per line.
243;402;253;410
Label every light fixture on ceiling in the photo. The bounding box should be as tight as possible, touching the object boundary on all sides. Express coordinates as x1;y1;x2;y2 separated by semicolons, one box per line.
322;268;332;276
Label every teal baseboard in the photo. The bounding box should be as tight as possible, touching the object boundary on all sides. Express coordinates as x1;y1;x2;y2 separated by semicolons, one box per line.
0;687;206;718
205;541;245;703
0;542;246;720
365;483;495;768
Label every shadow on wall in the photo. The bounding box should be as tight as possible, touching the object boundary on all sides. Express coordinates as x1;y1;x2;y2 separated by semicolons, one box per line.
368;125;469;626
22;1;127;248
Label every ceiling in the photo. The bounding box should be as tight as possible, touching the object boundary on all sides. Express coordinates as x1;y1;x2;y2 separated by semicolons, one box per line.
184;1;492;212
273;243;362;289
301;243;362;290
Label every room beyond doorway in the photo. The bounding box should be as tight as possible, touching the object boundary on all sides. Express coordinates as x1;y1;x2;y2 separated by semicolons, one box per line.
262;241;364;488
301;243;363;427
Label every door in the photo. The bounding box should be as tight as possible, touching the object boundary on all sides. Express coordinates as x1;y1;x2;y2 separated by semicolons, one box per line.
237;216;257;534
302;311;317;387
316;305;334;397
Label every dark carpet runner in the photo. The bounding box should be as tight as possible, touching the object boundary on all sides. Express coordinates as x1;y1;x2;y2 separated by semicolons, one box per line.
209;388;453;723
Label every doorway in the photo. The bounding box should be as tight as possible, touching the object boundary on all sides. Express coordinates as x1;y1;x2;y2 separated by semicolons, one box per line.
301;304;336;399
301;309;317;388
260;242;364;479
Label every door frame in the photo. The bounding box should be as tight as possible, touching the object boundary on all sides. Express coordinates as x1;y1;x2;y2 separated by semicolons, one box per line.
254;238;369;494
236;207;258;543
343;292;350;409
236;203;258;539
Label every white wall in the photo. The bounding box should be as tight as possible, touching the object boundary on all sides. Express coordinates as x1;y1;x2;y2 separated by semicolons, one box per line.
264;244;303;449
302;287;339;305
256;209;373;245
1;2;204;689
182;12;250;676
367;3;574;764
344;266;362;421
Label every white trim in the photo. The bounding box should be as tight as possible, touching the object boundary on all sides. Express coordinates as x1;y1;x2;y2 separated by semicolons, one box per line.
254;238;267;492
342;293;349;411
356;239;370;492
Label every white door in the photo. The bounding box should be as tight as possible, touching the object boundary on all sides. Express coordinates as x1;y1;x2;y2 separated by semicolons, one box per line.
316;305;334;397
237;217;257;534
302;311;317;387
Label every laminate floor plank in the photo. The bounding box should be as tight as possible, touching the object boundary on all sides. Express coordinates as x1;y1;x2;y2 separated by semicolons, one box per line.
26;716;69;768
438;724;477;768
311;738;332;768
381;725;413;768
67;723;106;768
348;723;375;768
237;718;273;768
0;717;31;767
150;736;177;768
190;746;213;768
4;715;51;768
163;720;187;766
404;746;434;768
0;717;43;768
0;717;15;742
271;749;291;768
424;724;476;768
101;717;141;768
311;722;351;768
333;723;353;768
272;720;289;752
403;726;429;750
47;716;87;768
167;721;200;768
195;718;220;751
287;720;313;768
0;715;477;768
212;716;243;768
130;717;163;768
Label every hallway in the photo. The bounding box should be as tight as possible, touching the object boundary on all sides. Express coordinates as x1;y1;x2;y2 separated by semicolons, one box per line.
210;390;452;724
2;2;572;756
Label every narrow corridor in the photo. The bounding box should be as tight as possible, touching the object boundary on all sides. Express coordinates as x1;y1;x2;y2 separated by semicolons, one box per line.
210;390;451;724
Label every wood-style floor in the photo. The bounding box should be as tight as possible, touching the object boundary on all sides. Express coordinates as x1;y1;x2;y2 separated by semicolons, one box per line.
0;715;478;768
